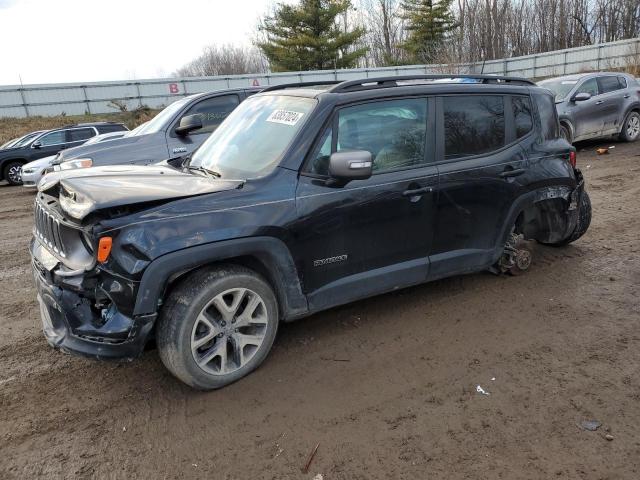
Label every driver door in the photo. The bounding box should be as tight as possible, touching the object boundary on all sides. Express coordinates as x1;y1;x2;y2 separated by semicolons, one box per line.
293;97;438;311
572;78;605;138
31;130;68;160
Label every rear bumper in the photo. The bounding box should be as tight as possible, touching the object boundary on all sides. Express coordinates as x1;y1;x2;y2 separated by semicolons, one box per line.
31;238;155;360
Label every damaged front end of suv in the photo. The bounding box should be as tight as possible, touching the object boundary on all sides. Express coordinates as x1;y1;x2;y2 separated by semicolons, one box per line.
30;165;243;360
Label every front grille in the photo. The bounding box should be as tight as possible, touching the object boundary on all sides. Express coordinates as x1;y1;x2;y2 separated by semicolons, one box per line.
34;202;66;258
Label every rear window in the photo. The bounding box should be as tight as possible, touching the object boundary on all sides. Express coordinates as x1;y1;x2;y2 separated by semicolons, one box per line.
533;92;559;140
443;95;505;159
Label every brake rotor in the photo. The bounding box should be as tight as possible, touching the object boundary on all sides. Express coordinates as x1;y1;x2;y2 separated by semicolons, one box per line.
509;238;533;276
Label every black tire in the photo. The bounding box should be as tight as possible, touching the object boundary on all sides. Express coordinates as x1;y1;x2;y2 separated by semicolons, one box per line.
156;265;279;390
560;123;573;144
3;160;23;186
618;111;640;142
553;190;592;246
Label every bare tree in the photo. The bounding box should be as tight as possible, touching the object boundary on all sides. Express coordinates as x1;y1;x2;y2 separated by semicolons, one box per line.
355;0;409;66
176;44;268;77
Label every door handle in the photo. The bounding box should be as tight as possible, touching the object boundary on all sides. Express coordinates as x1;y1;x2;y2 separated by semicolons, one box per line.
402;186;433;197
595;100;604;105
624;94;631;98
499;168;526;178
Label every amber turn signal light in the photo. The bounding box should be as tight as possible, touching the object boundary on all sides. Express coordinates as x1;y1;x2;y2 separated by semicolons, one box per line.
97;237;113;263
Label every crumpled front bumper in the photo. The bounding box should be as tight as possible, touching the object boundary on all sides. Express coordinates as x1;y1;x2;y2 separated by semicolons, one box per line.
30;238;155;360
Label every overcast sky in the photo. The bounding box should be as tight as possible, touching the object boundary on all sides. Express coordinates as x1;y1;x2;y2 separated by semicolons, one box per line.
0;0;288;86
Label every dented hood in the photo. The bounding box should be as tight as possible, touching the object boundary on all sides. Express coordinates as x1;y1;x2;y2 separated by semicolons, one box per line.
39;165;243;220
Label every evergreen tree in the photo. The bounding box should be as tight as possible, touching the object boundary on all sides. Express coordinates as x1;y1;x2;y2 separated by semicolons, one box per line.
258;0;367;71
401;0;458;63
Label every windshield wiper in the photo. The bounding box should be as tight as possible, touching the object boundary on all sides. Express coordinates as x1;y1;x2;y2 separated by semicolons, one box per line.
186;165;222;179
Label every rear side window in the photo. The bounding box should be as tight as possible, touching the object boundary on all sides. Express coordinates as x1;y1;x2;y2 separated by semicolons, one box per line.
533;93;559;140
178;94;240;134
598;76;623;94
513;96;533;138
96;124;127;134
443;95;505;159
618;76;627;89
67;128;95;142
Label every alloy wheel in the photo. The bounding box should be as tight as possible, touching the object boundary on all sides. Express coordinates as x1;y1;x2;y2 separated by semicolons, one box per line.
190;288;269;375
626;114;640;140
7;165;22;184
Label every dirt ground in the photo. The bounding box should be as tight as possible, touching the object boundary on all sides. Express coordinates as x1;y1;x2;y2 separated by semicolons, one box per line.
0;141;639;480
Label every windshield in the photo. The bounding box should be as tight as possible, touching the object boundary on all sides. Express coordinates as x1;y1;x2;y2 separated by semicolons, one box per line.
132;97;190;136
538;79;578;101
1;137;20;148
190;95;316;179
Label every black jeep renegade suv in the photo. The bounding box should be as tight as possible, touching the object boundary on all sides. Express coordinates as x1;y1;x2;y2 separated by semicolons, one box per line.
30;75;591;390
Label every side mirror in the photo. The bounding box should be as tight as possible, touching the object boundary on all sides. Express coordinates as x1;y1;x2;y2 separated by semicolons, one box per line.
328;150;373;182
175;114;203;136
32;141;42;149
572;92;591;102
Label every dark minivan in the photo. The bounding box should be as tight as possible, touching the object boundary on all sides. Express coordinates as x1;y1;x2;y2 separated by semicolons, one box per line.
31;75;590;390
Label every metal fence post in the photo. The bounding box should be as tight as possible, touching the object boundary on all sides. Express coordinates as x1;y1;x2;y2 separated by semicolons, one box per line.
18;88;29;117
82;85;91;114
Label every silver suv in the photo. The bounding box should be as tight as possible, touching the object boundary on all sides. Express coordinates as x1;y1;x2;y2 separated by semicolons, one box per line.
538;72;640;144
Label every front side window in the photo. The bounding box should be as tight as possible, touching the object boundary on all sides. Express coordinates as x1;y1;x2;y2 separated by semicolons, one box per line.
443;95;505;159
191;94;316;179
67;128;95;142
37;131;65;146
177;94;240;134
576;78;599;96
307;98;428;175
513;96;533;138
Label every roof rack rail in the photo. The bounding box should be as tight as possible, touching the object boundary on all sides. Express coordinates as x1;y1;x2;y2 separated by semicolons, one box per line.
260;81;342;92
328;74;535;93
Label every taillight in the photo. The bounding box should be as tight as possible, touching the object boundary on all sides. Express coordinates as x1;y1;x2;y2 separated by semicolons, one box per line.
569;151;576;168
97;237;112;263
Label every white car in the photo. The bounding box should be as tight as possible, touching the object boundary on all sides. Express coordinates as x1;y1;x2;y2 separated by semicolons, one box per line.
21;130;128;187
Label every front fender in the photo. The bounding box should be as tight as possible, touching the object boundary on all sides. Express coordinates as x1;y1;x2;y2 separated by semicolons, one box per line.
133;236;308;320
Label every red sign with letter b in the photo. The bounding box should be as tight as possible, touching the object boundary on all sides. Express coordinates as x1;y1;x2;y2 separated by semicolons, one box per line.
169;83;179;94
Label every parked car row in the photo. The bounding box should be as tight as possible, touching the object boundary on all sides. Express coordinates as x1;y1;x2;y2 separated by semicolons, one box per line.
0;122;128;185
29;74;592;390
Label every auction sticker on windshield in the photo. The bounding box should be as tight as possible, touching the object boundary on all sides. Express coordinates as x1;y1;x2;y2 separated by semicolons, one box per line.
266;110;304;126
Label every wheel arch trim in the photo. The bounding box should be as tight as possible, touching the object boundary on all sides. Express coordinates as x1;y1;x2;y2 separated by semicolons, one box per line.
492;182;578;262
133;236;308;320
